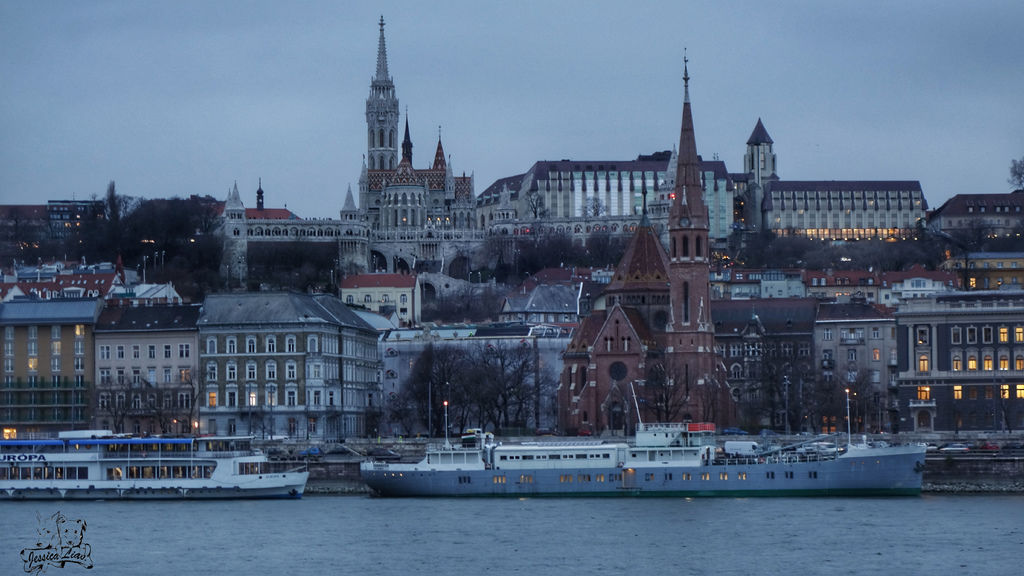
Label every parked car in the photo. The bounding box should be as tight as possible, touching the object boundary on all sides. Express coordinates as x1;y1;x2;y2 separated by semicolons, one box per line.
975;441;1000;452
721;427;748;436
367;447;401;461
1002;441;1024;454
939;443;970;453
299;446;323;459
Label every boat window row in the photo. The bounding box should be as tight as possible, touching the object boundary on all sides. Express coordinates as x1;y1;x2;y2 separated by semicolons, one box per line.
498;452;612;462
203;439;250;452
106;465;214;480
556;473;622;483
238;461;268;475
1;465;89;480
100;442;194;454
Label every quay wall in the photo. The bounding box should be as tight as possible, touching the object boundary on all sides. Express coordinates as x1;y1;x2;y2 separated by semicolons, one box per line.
922;455;1024;493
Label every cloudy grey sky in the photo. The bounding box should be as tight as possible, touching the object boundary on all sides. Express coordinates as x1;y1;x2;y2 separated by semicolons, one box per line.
2;1;1022;218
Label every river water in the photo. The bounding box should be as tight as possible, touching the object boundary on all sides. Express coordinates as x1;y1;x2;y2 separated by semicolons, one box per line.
1;494;1021;575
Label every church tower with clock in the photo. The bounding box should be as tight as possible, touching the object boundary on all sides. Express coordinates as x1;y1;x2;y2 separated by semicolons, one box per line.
666;57;717;395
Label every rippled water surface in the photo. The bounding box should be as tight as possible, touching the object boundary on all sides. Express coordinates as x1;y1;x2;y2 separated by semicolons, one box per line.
2;494;1022;575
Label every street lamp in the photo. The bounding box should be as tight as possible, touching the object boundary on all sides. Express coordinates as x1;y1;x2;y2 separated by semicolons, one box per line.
783;375;790;435
844;388;852;447
443;400;450;448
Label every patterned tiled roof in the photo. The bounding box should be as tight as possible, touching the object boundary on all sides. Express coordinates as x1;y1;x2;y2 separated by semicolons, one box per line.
604;222;670;294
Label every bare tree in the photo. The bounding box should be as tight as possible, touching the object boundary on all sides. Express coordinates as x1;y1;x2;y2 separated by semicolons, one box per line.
96;376;132;434
524;189;547;219
640;357;692;423
1009;156;1024;190
584;196;607;218
467;341;537;433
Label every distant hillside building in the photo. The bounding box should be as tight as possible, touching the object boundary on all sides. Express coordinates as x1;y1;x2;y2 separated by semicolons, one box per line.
476;151;737;251
732;119;927;240
928;190;1024;239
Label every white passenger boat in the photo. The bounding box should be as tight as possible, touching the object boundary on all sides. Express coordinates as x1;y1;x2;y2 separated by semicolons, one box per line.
360;423;926;497
0;431;308;500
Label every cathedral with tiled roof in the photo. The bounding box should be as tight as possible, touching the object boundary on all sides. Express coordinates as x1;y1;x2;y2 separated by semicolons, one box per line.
356;16;479;274
219;17;484;285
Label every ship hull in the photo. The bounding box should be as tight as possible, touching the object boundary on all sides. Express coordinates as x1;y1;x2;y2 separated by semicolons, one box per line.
1;473;309;500
361;445;924;498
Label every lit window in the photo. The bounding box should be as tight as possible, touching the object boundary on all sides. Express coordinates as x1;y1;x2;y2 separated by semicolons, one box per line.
917;355;929;372
953;385;962;400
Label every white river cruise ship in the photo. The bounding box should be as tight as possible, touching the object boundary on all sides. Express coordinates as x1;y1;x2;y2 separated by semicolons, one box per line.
1;430;308;500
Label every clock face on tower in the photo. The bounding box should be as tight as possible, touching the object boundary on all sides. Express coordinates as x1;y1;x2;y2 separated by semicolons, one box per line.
678;217;690;227
377;114;385;121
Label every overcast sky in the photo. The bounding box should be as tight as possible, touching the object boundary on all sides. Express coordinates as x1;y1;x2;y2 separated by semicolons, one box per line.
2;1;1022;219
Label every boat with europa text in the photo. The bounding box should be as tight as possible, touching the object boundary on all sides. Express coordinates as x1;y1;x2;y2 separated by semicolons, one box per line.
360;423;925;497
0;430;308;500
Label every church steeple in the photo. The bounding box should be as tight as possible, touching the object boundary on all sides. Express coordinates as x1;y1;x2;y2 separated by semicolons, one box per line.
375;15;390;83
664;53;717;414
366;16;399;171
669;53;706;230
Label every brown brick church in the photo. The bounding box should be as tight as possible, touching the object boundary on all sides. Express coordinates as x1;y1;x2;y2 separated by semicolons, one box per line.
558;60;734;435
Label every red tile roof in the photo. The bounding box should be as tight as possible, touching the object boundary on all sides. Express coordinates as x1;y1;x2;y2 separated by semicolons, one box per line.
340;273;416;289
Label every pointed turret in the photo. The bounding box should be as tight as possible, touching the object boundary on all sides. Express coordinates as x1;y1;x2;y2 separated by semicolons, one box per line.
401;116;413;164
747;118;773;145
669;55;706;229
342;184;358;212
256;178;264;211
432;126;447;171
375;15;390;83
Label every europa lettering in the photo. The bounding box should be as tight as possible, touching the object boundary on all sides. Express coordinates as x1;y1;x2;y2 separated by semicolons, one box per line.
1;454;47;462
